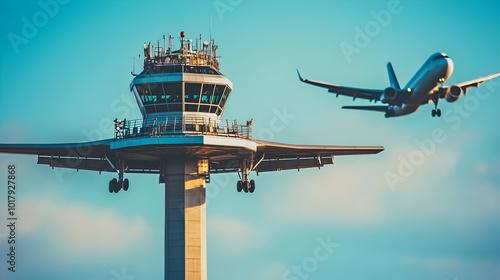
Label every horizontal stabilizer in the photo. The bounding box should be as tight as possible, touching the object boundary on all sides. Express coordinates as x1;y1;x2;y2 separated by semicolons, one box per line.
342;105;388;112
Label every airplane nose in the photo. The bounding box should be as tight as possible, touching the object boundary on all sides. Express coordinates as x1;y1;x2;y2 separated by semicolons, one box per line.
446;58;454;79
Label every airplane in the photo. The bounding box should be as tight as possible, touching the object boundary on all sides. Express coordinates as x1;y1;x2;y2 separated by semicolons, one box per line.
297;52;500;118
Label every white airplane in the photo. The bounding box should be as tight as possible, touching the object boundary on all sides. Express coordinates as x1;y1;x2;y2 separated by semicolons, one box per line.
297;52;500;117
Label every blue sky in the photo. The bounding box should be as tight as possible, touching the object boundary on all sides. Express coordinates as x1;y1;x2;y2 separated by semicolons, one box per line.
1;0;500;279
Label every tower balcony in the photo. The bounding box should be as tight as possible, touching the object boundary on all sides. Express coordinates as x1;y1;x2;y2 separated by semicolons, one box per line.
114;117;252;140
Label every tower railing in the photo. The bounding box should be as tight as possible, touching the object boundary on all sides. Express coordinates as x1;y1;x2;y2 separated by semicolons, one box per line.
114;117;252;140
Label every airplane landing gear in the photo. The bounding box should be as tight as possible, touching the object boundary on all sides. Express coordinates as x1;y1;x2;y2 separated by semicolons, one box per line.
431;94;442;117
431;108;441;117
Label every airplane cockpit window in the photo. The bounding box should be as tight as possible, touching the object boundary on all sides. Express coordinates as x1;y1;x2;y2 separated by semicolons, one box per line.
432;53;449;61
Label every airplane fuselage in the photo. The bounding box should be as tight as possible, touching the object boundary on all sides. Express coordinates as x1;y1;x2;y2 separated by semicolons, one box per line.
389;53;454;117
405;53;454;104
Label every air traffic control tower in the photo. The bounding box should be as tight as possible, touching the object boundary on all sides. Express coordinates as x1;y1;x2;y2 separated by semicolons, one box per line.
0;31;384;280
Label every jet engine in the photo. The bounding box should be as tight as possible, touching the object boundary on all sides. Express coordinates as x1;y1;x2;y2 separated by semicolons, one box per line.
446;85;462;103
381;87;408;106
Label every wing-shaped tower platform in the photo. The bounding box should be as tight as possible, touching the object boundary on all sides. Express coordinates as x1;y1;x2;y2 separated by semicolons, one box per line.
0;31;384;280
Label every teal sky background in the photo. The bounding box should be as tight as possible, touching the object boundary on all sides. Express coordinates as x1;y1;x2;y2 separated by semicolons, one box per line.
1;0;500;279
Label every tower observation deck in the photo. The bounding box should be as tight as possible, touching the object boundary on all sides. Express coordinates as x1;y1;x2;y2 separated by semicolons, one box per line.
0;31;384;280
132;31;230;121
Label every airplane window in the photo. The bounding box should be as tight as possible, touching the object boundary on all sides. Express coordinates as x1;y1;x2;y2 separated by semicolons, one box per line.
185;83;202;103
200;84;214;103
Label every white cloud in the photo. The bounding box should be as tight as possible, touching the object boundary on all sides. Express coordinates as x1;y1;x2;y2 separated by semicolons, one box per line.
402;256;500;276
207;216;268;256
263;162;386;225
475;162;489;174
18;193;152;257
402;255;460;270
260;139;500;228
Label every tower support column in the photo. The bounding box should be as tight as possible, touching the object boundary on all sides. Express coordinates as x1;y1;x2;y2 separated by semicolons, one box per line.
163;158;207;280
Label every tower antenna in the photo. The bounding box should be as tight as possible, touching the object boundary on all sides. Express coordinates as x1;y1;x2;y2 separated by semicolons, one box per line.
209;16;212;56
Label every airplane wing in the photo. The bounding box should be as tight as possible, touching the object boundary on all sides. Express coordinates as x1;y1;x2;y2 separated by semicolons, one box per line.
297;69;383;101
0;140;116;172
445;72;500;92
250;140;384;173
342;105;388;112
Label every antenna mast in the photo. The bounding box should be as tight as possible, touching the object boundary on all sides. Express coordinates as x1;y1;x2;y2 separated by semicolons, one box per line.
209;16;212;56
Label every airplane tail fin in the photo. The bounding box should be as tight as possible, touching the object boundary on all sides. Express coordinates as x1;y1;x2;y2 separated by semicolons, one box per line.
386;62;401;90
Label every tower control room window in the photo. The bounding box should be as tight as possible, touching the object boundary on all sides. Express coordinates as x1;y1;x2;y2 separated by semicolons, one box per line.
212;85;225;105
136;84;155;105
144;105;156;114
185;83;202;103
149;83;164;104
200;84;214;103
163;82;182;111
219;87;231;109
184;66;221;75
200;84;214;112
147;65;182;74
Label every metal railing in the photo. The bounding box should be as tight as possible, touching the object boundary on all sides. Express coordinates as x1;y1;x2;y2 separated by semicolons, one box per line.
114;117;252;140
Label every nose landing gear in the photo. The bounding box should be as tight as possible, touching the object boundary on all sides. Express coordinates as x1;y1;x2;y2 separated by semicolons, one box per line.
431;94;442;117
431;108;441;117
